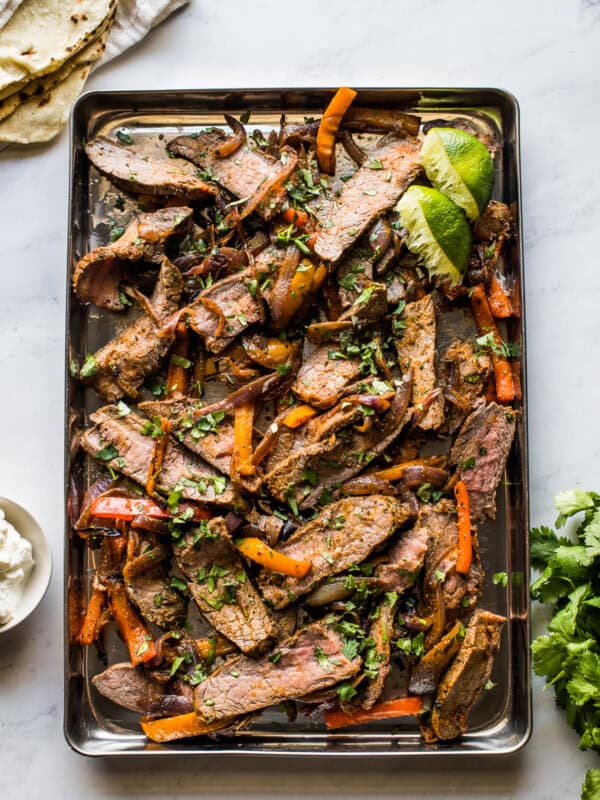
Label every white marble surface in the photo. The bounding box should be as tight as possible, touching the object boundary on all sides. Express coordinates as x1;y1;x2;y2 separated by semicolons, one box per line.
1;0;600;797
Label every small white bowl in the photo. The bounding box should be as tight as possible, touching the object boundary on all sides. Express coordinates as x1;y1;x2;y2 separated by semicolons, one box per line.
0;497;52;634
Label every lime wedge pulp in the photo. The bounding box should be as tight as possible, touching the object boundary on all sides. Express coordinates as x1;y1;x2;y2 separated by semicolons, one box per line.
396;185;472;286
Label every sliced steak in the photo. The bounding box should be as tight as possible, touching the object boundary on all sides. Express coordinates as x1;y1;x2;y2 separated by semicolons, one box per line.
440;339;491;433
169;131;296;220
420;500;484;620
92;663;169;713
268;380;412;509
194;620;361;721
85;136;216;199
139;397;234;474
182;267;263;353
430;609;506;740
175;518;276;655
314;135;421;263
73;206;192;310
292;344;362;410
395;294;444;430
449;400;516;521
338;281;388;324
123;532;187;628
337;248;373;310
258;495;415;609
83;257;183;402
362;599;396;709
80;405;238;507
473;201;513;243
409;619;466;695
373;525;430;593
125;563;187;629
93;662;193;715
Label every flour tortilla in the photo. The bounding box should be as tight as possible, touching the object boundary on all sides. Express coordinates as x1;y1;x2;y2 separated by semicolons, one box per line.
0;0;115;97
0;27;108;123
0;22;111;144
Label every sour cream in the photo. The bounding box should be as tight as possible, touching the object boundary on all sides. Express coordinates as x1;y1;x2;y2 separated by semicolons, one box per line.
0;508;34;625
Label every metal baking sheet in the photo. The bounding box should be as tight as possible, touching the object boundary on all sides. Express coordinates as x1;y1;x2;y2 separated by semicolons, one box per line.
64;87;530;757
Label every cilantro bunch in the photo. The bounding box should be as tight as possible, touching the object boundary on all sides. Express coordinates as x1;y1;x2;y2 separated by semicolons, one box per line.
531;489;600;799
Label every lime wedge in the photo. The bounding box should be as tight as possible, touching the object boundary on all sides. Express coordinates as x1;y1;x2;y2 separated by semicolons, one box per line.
396;185;472;286
421;127;494;220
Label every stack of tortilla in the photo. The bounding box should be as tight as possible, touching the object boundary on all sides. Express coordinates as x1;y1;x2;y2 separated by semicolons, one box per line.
0;0;117;144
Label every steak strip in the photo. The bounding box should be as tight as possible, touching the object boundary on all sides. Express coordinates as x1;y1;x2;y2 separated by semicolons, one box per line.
449;399;516;521
313;135;421;263
258;495;415;609
430;609;506;740
139;397;234;474
169;131;297;220
175;518;275;655
83;257;183;402
85;136;216;199
395;294;444;430
92;662;193;715
73;206;192;310
194;620;361;722
80;405;239;507
177;267;264;354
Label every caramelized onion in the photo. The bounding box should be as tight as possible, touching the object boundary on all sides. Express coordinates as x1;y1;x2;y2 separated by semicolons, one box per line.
340;474;398;497
306;581;353;607
341;107;421;136
338;129;366;166
213;114;247;158
401;465;449;489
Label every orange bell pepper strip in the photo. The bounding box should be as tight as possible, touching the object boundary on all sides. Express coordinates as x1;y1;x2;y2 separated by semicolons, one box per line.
195;635;237;661
107;580;157;666
280;207;309;228
470;284;515;404
146;418;171;497
487;275;513;319
79;586;107;645
141;712;234;743
282;403;318;429
166;322;191;397
454;479;472;575
311;263;328;292
243;336;297;369
278;257;318;329
316;87;358;174
91;495;169;520
231;402;256;477
375;456;446;482
235;537;312;579
324;695;423;730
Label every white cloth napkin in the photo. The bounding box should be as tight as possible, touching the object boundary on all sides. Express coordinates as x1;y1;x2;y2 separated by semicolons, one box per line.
0;0;22;30
95;0;189;69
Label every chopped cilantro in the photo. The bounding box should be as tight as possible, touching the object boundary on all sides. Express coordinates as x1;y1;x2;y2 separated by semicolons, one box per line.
80;354;98;378
116;130;134;145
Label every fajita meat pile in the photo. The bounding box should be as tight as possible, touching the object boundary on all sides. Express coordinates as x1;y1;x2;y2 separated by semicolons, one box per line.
70;89;519;743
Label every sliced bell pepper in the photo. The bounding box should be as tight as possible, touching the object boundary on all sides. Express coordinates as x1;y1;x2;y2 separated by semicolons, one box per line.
282;403;318;428
454;479;472;574
316;87;358;174
235;537;311;578
107;580;157;666
324;695;424;730
141;712;233;743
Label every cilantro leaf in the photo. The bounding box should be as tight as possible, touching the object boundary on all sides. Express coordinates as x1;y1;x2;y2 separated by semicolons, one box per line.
530;525;570;568
554;489;596;528
582;769;600;800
